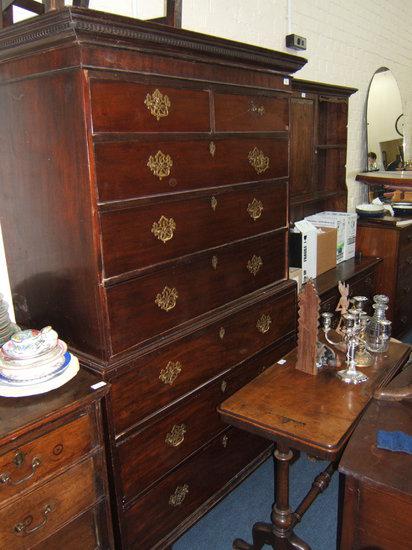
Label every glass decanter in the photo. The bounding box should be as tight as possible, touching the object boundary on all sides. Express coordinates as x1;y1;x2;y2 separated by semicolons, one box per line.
366;294;389;352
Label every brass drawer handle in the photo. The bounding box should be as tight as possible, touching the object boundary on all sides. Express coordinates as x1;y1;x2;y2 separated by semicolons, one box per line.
159;360;182;385
249;100;265;116
247;255;263;276
406;257;412;265
219;327;225;340
165;424;186;447
209;141;216;157
401;316;408;324
211;196;218;211
221;380;227;393
0;456;41;486
151;215;176;243
248;147;269;174
212;255;218;270
169;484;189;507
14;503;53;535
144;89;171;121
222;435;229;448
403;285;411;293
155;286;178;312
147;150;173;180
247;198;263;220
256;313;271;334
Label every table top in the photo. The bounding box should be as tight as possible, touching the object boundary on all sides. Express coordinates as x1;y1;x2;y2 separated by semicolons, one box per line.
339;360;412;496
218;342;411;460
356;171;412;190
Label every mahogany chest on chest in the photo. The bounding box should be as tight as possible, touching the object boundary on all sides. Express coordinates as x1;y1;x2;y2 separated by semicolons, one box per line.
0;8;306;548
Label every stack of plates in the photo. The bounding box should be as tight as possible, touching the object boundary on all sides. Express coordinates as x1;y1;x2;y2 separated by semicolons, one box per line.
0;326;79;397
0;295;19;345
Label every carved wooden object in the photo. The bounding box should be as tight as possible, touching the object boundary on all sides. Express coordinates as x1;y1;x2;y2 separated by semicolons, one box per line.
296;280;321;375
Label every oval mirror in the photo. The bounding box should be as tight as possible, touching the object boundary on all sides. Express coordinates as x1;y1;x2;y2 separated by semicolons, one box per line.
366;68;405;171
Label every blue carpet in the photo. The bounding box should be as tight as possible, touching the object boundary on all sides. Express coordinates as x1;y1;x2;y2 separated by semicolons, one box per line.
174;453;339;550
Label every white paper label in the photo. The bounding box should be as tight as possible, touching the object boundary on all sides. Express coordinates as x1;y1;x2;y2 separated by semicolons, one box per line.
277;359;287;365
91;381;107;390
283;78;290;86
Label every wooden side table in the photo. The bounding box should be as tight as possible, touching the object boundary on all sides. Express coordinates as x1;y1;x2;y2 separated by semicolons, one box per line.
218;342;411;550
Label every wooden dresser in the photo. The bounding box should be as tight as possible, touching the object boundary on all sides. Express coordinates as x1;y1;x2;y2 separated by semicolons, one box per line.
356;217;412;337
289;79;357;222
0;369;113;549
0;7;305;548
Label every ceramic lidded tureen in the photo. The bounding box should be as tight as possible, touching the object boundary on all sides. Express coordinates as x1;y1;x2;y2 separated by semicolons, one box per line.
0;326;68;383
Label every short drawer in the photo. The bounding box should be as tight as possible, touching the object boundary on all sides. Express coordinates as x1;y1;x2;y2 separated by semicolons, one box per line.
0;458;96;549
107;231;287;353
100;180;287;278
117;339;291;500
94;136;288;202
123;427;271;549
0;414;92;503
214;91;289;132
90;79;211;133
110;283;296;433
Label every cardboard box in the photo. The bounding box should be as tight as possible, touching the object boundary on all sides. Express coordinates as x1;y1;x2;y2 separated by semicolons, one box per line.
289;267;303;292
316;227;337;276
289;220;317;283
326;211;357;260
305;213;345;264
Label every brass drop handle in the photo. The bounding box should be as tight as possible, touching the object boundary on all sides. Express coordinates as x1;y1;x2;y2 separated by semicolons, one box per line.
406;257;412;265
0;456;41;486
401;316;408;324
169;484;189;507
14;503;53;535
403;285;411;293
165;424;186;448
249;100;265;116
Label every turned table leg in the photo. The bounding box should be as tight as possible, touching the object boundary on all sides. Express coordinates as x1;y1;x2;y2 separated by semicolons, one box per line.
233;444;310;550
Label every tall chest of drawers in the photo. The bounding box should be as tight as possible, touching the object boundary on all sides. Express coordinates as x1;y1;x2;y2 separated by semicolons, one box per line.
0;8;306;548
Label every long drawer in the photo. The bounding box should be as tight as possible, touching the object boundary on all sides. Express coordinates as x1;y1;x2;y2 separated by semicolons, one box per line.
95;137;288;202
90;79;211;133
106;231;287;353
100;180;287;278
110;281;296;434
122;427;270;549
0;458;97;549
117;339;291;501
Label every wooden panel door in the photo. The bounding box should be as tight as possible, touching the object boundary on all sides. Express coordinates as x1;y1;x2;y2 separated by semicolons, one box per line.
289;96;315;200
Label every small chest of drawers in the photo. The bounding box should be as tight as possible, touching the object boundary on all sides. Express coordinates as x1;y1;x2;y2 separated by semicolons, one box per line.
0;369;113;549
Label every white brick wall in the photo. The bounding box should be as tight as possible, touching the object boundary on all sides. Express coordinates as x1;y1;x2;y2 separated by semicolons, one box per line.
182;0;412;210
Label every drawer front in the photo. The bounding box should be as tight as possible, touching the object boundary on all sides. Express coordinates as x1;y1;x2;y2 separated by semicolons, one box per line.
107;231;287;353
214;91;289;132
117;339;291;500
90;79;211;133
110;284;296;434
95;137;288;202
123;427;270;549
0;458;96;549
101;180;287;278
32;508;98;550
0;414;92;502
398;225;412;257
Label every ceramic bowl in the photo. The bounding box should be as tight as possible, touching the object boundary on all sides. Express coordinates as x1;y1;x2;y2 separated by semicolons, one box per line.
355;203;385;218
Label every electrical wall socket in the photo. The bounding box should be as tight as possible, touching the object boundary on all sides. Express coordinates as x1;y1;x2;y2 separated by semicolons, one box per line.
286;34;307;51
